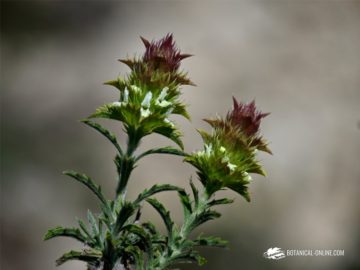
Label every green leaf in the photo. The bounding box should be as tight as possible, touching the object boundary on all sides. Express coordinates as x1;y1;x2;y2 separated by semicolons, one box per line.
207;198;234;207
189;178;199;208
87;210;99;237
44;226;87;244
193;235;228;248
153;125;184;150
134;184;184;205
146;198;174;239
135;146;187;162
56;249;102;266
114;202;136;234
63;170;109;210
188;210;221;232
170;250;207;266
178;190;192;218
122;224;153;259
77;218;94;241
81;119;123;156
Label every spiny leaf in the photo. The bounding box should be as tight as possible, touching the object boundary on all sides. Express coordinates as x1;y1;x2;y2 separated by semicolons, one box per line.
146;198;174;239
77;218;94;241
170;250;207;266
44;227;87;244
135;146;187;162
134;184;184;205
63;170;109;210
189;178;199;208
188;210;221;232
114;202;136;234
56;249;102;266
122;224;153;259
178;190;192;218
207;198;234;207
81;119;123;156
87;210;99;238
193;235;228;248
153;125;184;150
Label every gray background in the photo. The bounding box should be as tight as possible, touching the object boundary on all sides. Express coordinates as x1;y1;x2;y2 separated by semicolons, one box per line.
1;1;360;270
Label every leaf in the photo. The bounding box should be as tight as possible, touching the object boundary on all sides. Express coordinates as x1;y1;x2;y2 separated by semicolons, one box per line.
193;235;228;248
146;198;174;239
63;170;109;211
207;198;234;207
188;210;221;232
56;249;102;266
81;119;123;156
114;202;136;234
227;182;251;202
77;218;94;241
170;250;207;266
189;178;199;208
87;210;99;237
124;245;144;270
135;146;187;162
178;190;192;219
153;125;184;150
44;226;87;244
134;184;184;205
122;224;153;259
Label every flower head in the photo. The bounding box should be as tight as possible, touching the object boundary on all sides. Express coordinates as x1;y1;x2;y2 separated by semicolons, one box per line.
185;98;271;201
141;34;192;73
119;34;194;86
227;97;270;137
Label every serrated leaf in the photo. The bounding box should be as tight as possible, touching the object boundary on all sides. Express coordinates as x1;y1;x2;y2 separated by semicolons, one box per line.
193;235;228;248
146;198;174;240
189;178;199;208
81;119;123;156
178;190;192;218
188;210;221;232
56;249;102;266
63;171;110;213
207;198;234;207
44;227;87;244
114;202;136;234
135;146;187;162
134;184;184;205
153;125;184;150
122;224;153;259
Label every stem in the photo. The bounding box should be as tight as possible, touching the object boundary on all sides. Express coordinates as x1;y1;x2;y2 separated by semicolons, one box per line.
115;127;141;198
154;190;211;269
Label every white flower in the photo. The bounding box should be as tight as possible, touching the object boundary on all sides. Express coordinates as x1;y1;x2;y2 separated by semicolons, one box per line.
123;87;129;103
158;87;168;100
220;146;226;153
165;107;174;115
227;162;237;172
205;144;213;157
156;100;172;107
140;108;151;118
242;172;252;182
112;101;122;107
164;118;175;127
130;85;141;93
141;92;152;108
155;87;172;107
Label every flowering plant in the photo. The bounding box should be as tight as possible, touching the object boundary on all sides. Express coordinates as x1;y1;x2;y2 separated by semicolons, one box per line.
44;34;271;270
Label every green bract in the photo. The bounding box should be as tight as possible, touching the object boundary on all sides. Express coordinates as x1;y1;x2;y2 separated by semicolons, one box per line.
45;34;271;270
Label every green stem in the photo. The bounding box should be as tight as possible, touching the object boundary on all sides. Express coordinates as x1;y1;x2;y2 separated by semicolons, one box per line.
115;127;141;199
154;190;211;269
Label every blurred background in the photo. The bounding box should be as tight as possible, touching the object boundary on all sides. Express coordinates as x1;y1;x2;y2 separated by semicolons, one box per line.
1;1;360;270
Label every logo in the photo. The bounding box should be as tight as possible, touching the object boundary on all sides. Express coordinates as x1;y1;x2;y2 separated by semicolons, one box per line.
263;247;286;260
